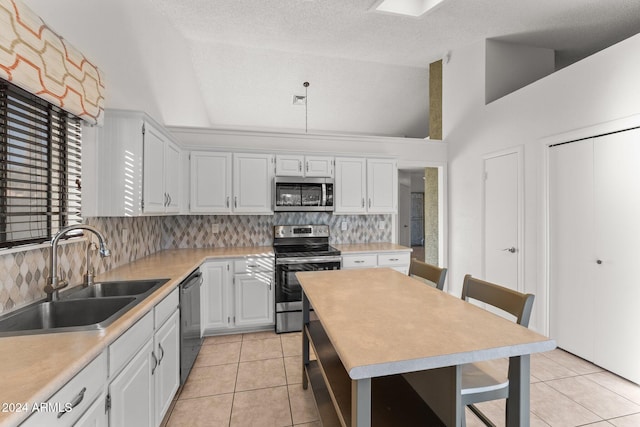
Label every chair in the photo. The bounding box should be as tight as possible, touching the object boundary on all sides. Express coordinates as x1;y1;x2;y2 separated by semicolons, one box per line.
460;274;535;427
408;258;447;290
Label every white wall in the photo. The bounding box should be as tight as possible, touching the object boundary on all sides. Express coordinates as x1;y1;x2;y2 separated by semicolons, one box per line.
23;0;210;127
443;34;640;332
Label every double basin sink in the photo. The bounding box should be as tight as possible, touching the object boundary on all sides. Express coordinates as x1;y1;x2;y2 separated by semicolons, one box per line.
0;279;169;337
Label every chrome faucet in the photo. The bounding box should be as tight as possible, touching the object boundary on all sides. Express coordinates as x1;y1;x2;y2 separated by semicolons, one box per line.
45;224;111;301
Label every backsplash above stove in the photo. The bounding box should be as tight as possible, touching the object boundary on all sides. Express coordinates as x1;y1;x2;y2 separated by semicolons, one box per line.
0;213;391;314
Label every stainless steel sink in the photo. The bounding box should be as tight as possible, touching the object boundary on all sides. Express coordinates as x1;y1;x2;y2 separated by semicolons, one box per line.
0;278;169;337
62;279;168;299
0;297;135;336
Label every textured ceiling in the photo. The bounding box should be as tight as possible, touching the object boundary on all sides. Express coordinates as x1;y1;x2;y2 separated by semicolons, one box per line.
150;0;640;68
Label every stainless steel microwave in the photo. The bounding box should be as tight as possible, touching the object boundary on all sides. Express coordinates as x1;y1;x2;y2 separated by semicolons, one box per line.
273;177;334;212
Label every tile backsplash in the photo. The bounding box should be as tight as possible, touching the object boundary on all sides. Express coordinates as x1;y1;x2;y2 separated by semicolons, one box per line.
0;213;391;313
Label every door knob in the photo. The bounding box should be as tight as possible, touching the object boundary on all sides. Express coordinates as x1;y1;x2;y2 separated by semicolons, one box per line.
502;247;516;253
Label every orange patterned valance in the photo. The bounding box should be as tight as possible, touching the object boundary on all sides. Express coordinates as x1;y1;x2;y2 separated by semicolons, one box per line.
0;0;105;124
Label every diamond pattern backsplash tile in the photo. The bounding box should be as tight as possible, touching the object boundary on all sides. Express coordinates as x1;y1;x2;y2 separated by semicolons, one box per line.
0;213;390;314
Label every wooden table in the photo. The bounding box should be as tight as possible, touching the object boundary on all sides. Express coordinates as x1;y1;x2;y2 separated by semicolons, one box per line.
297;268;556;427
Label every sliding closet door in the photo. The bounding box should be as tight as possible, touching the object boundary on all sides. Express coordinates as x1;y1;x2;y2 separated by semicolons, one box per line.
549;140;596;360
593;128;640;384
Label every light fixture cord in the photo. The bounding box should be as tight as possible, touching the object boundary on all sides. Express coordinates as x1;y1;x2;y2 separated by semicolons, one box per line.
305;84;308;133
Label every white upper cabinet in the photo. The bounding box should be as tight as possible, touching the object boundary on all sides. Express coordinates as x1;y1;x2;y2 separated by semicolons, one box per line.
190;152;274;214
190;152;232;213
233;153;274;213
86;110;183;216
335;157;367;213
143;122;181;214
366;158;397;213
335;157;397;214
275;154;334;177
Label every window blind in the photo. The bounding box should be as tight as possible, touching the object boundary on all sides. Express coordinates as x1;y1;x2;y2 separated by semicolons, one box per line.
0;80;82;248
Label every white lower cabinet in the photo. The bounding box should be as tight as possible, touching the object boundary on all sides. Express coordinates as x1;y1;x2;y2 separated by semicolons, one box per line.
109;339;155;427
202;257;274;334
21;352;108;427
74;392;108;427
108;289;180;427
342;251;411;274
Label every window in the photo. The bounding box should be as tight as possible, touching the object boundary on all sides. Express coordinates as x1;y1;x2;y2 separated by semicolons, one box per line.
0;79;82;248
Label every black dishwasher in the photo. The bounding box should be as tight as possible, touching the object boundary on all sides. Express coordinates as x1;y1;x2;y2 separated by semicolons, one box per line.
179;268;203;384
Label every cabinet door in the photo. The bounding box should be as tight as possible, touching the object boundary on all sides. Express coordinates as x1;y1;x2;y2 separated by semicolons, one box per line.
335;157;367;213
190;152;232;213
202;261;231;332
164;141;181;213
234;273;273;327
305;156;334;177
233;153;274;213
276;154;304;176
109;339;154;427
367;159;397;213
592;129;640;384
154;311;180;426
74;392;108;427
143;122;167;214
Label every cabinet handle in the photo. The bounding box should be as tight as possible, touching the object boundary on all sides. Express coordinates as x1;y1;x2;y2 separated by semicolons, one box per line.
151;351;158;375
368;198;371;208
226;196;230;208
361;198;365;208
167;194;172;206
306;161;309;172
247;264;258;268
158;343;165;364
299;161;302;172
596;259;603;265
354;260;365;264
57;387;86;418
389;258;399;261
234;196;238;208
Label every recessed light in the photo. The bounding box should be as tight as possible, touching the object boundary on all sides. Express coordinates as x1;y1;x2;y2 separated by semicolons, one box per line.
372;0;445;17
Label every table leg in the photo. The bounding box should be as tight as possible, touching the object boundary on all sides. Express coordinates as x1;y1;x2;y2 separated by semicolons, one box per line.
506;354;530;427
352;378;372;427
302;292;310;390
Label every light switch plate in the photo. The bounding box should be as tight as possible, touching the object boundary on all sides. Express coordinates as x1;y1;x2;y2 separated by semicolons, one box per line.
341;221;348;231
122;228;128;244
212;223;220;233
378;221;385;230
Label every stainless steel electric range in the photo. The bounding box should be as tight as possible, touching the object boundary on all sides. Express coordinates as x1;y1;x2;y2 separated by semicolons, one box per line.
273;225;341;333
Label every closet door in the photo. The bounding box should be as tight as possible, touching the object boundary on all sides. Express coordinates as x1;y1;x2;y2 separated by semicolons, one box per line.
592;128;640;384
549;140;596;360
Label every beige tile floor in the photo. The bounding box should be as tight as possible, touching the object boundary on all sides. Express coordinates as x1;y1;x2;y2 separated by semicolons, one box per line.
163;330;640;427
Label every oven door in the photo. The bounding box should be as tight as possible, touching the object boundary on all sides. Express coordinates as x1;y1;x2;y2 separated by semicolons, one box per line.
275;258;341;312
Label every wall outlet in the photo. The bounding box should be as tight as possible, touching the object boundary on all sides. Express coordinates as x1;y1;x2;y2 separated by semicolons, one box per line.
211;223;220;234
378;221;385;230
341;221;348;231
122;228;129;244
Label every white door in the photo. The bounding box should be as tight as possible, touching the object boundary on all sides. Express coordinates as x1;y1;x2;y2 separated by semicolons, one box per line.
398;180;411;248
592;128;640;384
305;156;334;177
483;149;522;291
549;140;596;360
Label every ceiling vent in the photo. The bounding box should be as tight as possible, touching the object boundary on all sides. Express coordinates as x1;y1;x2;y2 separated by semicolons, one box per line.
372;0;446;17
